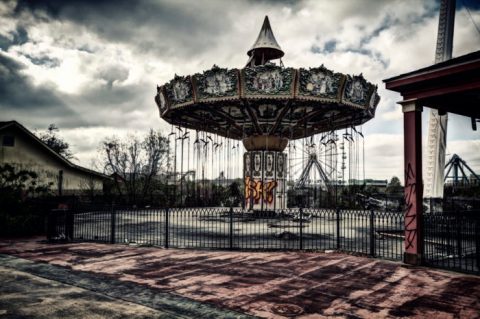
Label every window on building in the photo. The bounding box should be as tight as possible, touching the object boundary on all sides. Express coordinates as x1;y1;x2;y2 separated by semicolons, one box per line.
2;135;14;147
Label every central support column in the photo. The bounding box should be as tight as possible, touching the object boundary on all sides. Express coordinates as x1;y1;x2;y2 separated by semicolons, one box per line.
401;100;424;265
243;135;288;212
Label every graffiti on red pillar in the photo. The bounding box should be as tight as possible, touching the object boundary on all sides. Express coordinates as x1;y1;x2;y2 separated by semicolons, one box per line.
404;163;418;250
245;176;277;204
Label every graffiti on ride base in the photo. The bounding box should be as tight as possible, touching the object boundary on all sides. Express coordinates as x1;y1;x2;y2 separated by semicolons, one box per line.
245;176;277;204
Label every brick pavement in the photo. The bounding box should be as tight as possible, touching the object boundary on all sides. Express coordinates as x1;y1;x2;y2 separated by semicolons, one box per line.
1;237;479;318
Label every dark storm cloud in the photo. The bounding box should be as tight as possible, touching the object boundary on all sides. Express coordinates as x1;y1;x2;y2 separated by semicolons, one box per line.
247;0;301;7
0;53;62;108
0;49;148;129
310;40;336;54
0;35;10;51
0;26;28;50
13;0;235;58
97;64;129;89
0;53;82;127
24;54;61;68
76;83;143;110
458;0;480;10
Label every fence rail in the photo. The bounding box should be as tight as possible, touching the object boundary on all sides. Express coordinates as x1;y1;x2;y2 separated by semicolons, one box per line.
47;207;404;261
47;207;480;275
423;211;480;274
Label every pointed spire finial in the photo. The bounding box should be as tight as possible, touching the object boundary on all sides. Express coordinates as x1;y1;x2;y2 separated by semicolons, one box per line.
246;16;284;66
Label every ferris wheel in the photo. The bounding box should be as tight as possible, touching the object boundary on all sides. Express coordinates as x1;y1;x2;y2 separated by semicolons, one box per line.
287;126;365;191
287;133;338;192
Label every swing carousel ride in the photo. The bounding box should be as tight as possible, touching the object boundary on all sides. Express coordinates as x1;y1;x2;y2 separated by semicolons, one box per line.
155;16;380;211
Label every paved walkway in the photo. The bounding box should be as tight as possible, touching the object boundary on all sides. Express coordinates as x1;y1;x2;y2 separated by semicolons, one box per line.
0;265;171;319
1;237;480;318
0;255;251;319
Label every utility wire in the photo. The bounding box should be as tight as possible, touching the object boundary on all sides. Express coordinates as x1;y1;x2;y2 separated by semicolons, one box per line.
461;0;480;38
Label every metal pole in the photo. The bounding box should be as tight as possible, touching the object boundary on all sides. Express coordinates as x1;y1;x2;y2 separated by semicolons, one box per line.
66;210;74;242
424;0;456;199
456;214;462;265
370;209;375;257
229;206;234;250
46;210;55;241
110;204;116;244
165;207;169;248
336;208;340;250
299;207;304;250
475;217;480;271
180;137;184;207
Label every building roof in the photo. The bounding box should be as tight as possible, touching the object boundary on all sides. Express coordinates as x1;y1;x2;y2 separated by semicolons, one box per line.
383;50;480;118
0;120;110;180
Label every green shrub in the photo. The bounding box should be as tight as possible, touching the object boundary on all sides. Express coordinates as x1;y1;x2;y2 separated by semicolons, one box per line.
0;164;52;237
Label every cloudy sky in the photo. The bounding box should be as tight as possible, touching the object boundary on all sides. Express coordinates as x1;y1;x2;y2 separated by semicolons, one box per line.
1;0;479;181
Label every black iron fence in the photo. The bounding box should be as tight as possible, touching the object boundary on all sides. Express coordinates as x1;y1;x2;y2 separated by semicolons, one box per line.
46;205;480;275
47;207;404;261
423;211;480;275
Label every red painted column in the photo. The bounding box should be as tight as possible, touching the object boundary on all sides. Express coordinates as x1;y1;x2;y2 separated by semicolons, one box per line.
401;100;423;265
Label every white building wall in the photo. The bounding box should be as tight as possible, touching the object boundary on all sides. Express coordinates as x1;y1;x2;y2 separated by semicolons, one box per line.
0;127;104;195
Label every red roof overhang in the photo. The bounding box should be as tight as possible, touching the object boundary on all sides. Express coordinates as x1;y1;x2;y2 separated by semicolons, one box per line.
383;50;480;118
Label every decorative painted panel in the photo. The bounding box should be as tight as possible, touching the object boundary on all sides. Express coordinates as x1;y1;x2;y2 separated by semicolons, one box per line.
276;152;286;178
342;75;370;108
264;151;275;178
244;152;251;177
297;66;343;101
243;65;294;97
155;86;168;115
252;151;263;178
368;89;380;116
164;75;194;108
194;66;239;101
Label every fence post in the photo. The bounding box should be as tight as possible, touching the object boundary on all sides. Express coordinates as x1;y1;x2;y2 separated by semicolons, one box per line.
446;219;452;255
336;208;340;250
456;214;462;264
299;207;304;250
165;207;169;249
369;210;375;257
65;210;74;241
110;204;116;244
421;213;426;265
46;210;56;241
475;217;480;271
229;206;234;250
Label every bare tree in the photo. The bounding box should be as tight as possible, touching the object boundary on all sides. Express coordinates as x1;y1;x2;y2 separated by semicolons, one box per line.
79;176;98;202
100;130;169;205
37;124;74;160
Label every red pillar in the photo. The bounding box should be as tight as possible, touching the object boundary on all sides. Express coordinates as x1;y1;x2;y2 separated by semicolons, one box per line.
401;100;423;265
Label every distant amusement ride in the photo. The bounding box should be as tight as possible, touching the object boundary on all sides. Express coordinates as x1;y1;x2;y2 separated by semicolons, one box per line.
155;16;380;211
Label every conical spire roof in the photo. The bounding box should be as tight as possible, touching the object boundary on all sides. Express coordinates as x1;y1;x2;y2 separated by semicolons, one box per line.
247;16;284;65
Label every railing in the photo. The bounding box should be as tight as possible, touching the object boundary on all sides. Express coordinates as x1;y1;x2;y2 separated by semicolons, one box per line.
45;206;480;275
423;211;480;274
47;206;404;261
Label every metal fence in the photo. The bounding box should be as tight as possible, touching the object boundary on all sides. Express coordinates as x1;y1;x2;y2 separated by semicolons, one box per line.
47;207;404;261
423;211;480;274
46;206;480;275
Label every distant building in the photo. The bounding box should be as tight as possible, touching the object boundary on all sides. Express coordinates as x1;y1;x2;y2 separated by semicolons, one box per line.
348;179;389;192
0;121;109;195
